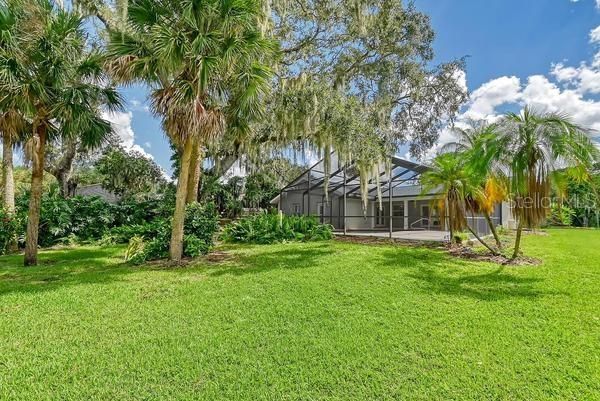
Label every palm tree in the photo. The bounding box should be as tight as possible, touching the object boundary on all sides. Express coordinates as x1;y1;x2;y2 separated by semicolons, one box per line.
107;0;275;261
0;109;27;253
443;122;507;249
0;3;29;216
498;107;599;260
420;152;498;254
0;0;122;265
0;110;26;214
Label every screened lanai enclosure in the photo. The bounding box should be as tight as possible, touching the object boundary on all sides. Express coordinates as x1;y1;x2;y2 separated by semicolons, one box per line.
271;153;509;241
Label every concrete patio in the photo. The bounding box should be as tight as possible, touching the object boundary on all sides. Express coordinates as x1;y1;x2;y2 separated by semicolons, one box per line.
335;230;450;242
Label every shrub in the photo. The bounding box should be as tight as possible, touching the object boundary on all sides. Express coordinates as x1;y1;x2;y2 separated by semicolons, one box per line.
124;235;145;262
548;204;575;226
185;202;219;243
222;212;333;244
102;219;170;245
14;190;177;248
15;191;117;246
126;202;219;264
0;208;20;255
452;232;469;244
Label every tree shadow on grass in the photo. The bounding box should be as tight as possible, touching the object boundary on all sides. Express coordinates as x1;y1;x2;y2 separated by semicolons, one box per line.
0;243;335;297
0;246;134;297
378;248;553;301
204;244;333;277
0;242;556;302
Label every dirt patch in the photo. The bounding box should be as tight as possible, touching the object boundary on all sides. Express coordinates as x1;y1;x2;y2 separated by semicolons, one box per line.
447;246;541;266
139;250;235;269
204;251;234;263
334;235;444;249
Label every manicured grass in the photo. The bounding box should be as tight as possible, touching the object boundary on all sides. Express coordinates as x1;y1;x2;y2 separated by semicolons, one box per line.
0;229;599;400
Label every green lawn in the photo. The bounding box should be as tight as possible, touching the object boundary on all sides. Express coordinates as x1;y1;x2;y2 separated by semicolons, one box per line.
0;229;599;400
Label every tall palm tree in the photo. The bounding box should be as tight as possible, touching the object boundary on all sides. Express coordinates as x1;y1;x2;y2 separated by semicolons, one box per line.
0;2;28;215
0;109;27;253
0;110;26;213
498;107;598;260
107;0;276;261
0;0;122;265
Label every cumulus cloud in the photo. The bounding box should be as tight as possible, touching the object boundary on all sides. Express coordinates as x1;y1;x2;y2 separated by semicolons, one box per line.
590;25;600;43
430;23;600;156
462;76;522;120
101;111;155;158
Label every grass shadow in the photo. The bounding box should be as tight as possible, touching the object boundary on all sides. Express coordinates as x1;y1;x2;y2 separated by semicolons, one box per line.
378;248;551;301
204;243;333;277
0;246;135;297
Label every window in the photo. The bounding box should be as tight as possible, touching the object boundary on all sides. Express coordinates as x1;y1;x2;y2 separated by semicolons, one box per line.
392;203;404;216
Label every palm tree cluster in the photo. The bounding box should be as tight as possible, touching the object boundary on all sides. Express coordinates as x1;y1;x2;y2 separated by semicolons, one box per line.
106;0;276;261
0;0;275;264
0;0;123;265
422;108;599;260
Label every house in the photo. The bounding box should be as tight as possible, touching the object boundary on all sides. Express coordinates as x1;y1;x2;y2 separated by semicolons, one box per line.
74;184;121;204
271;153;513;239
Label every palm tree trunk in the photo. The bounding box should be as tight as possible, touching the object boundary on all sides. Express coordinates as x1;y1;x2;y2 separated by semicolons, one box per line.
169;137;194;262
511;220;523;260
186;140;202;204
2;131;15;213
484;212;502;249
24;124;47;266
466;224;499;256
2;131;17;253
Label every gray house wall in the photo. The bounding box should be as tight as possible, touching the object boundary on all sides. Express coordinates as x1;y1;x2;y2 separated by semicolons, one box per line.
75;184;120;204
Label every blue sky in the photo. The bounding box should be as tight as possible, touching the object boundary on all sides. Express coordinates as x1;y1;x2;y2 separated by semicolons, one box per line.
109;0;600;172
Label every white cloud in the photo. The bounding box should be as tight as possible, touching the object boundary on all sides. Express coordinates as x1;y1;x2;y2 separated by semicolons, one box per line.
428;34;600;158
590;25;600;43
550;27;600;95
462;76;522;120
432;23;600;155
144;141;152;149
597;0;600;9
522;75;600;132
101;110;156;159
129;99;151;113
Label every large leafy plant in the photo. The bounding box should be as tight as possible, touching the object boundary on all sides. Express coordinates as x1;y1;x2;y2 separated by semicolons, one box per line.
222;212;333;244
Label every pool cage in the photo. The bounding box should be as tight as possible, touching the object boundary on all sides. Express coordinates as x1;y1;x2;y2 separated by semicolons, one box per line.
273;153;501;239
274;153;439;236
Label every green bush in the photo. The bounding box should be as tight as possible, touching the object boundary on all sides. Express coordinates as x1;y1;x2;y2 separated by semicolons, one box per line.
126;202;219;264
12;190;218;262
15;191;117;246
222;212;333;244
548;204;575;226
102;219;170;245
0;208;20;255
